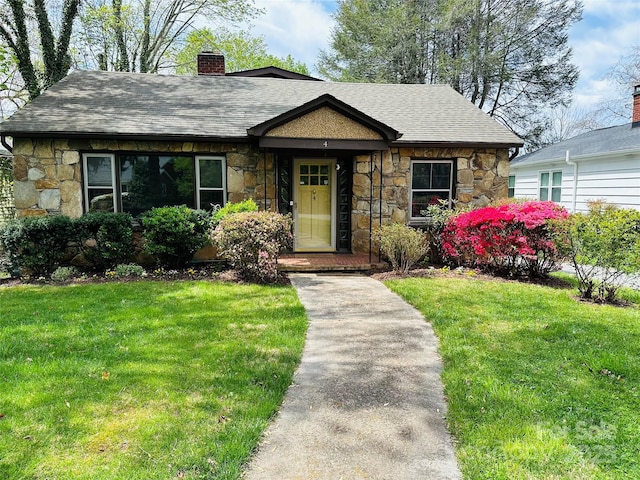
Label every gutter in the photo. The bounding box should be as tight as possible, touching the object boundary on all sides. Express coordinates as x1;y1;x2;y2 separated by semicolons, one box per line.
1;134;12;154
565;150;578;213
511;147;640;169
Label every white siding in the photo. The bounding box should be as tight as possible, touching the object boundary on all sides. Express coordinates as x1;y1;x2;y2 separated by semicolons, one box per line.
511;152;640;212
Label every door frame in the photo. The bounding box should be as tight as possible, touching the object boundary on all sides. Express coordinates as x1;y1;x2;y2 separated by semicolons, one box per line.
293;157;337;252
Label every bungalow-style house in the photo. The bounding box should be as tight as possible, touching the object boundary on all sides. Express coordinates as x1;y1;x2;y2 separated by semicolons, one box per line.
510;85;640;213
0;53;522;255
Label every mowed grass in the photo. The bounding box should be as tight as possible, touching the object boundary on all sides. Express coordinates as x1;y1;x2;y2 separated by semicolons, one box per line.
0;281;307;479
386;276;640;479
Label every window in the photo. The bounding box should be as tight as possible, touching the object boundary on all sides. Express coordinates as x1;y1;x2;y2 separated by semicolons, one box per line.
410;160;454;220
539;171;562;202
508;175;515;198
83;153;226;214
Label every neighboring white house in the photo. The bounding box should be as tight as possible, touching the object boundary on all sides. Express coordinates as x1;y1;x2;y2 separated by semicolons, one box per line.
510;85;640;212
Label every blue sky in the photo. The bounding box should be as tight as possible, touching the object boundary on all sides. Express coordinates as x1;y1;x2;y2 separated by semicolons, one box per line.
248;0;639;118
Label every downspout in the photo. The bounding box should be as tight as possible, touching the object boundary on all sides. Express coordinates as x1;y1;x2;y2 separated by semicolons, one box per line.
1;135;12;154
565;150;578;213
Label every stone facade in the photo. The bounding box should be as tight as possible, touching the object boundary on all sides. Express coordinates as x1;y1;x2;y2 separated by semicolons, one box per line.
350;146;510;253
12;138;276;218
13;138;509;255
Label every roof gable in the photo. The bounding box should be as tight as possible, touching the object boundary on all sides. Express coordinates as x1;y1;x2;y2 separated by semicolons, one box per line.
248;94;399;142
226;66;321;81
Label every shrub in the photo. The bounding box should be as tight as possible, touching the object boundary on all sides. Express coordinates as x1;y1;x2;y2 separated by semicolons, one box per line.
211;198;258;227
376;223;429;274
442;201;569;277
142;206;211;267
112;263;147;278
0;215;74;277
563;202;640;302
51;266;80;282
420;200;470;264
213;211;293;283
75;212;134;270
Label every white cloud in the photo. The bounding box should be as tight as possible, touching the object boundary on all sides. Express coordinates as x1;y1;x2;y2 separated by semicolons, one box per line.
568;0;640;111
248;0;336;73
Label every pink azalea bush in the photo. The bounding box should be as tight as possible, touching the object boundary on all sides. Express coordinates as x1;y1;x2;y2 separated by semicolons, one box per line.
441;201;569;277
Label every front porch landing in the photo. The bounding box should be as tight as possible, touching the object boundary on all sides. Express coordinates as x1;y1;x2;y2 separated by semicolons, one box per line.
278;254;387;272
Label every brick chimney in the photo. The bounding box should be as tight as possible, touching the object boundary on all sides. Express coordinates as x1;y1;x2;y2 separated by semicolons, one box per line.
197;52;225;76
633;84;640;127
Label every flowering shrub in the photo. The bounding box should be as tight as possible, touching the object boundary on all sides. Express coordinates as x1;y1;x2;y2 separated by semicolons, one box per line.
376;223;428;274
442;201;569;277
213;211;293;283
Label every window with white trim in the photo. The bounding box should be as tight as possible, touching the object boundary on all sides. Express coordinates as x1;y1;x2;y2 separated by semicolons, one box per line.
83;153;226;214
410;160;454;220
539;171;562;202
508;175;515;198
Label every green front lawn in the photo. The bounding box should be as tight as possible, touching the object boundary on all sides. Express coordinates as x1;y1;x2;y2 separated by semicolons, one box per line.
386;276;640;479
0;281;307;479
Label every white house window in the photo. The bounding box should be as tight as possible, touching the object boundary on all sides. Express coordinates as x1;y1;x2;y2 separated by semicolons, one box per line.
84;153;117;212
539;171;562;202
196;156;227;210
83;153;226;215
508;175;515;198
410;160;454;220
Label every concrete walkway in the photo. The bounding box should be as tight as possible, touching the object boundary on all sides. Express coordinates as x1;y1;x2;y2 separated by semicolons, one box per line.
243;273;461;480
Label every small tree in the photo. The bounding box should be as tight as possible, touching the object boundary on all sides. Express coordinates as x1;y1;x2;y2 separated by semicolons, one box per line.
564;202;640;302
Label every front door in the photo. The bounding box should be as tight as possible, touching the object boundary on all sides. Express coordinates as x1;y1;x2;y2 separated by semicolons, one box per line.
294;158;336;251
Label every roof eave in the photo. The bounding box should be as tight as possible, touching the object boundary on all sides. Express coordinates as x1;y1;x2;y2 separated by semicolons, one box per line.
2;131;253;143
391;140;523;149
511;147;640;169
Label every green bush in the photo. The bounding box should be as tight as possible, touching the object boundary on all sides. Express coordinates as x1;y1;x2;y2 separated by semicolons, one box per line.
75;212;134;270
376;223;429;274
51;266;80;282
213;211;293;283
0;215;74;277
420;201;469;265
142;206;211;267
211;198;258;226
112;263;146;278
564;202;640;302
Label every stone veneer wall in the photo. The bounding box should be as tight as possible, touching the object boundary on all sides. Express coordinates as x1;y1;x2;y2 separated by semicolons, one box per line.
350;146;510;253
11;138;276;218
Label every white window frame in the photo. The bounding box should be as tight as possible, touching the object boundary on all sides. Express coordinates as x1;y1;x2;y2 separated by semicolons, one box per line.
83;153;228;213
508;175;516;198
409;159;454;221
195;155;227;210
539;170;562;202
83;153;117;212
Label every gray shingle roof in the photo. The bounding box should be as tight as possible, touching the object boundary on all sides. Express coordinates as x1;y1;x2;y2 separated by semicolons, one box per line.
512;123;640;165
0;70;523;146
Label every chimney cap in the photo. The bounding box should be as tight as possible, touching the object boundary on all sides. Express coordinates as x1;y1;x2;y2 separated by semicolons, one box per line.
634;84;640;96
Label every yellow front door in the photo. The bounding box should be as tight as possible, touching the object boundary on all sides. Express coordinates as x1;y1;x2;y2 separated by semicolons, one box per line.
294;159;335;251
